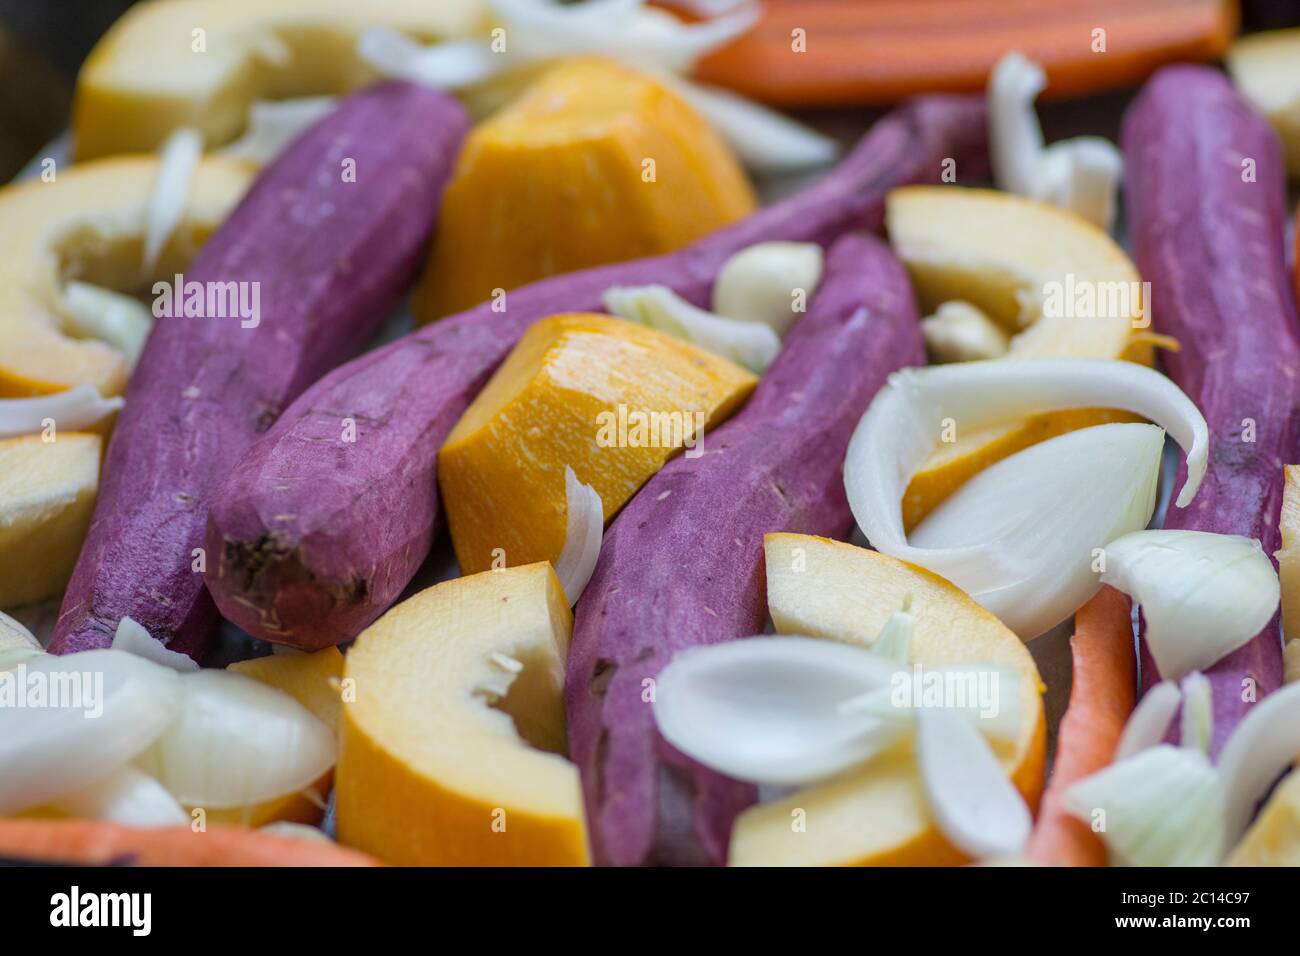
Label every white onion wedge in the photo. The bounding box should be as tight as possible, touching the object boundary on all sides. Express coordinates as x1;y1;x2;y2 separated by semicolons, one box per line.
712;241;825;336
908;423;1164;638
1114;680;1179;761
915;706;1031;859
0;384;123;440
1100;530;1279;681
53;766;188;827
1216;681;1300;846
844;358;1209;638
1063;744;1224;866
1179;671;1213;755
219;97;337;166
112;616;199;673
143;127;202;274
654;636;904;786
553;465;604;605
604;284;781;372
62;282;154;367
0;649;182;814
135;669;335;811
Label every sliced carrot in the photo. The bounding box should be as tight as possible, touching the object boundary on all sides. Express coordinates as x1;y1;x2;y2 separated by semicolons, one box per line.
691;0;1237;106
1025;586;1136;867
0;818;375;867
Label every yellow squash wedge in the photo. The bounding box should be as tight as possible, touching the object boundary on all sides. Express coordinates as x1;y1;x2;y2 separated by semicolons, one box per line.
439;312;756;576
0;434;102;609
336;562;587;865
72;0;485;160
728;533;1046;867
886;186;1155;528
0;156;252;398
415;57;756;321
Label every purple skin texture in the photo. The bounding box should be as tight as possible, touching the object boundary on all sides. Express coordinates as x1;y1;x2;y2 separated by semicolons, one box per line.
50;83;469;659
204;94;989;650
1122;65;1300;755
565;233;925;867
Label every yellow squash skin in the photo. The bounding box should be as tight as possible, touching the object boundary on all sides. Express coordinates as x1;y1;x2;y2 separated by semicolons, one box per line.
415;57;757;322
0;156;252;398
728;534;1046;867
72;0;485;160
887;186;1157;526
0;433;102;609
336;563;588;866
439;312;757;575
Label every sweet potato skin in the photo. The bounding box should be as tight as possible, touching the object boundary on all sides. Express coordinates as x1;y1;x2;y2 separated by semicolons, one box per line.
50;83;468;660
1122;66;1300;755
564;233;924;866
204;95;988;650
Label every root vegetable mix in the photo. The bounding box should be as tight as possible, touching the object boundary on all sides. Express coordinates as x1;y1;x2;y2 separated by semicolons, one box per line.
49;83;469;659
204;94;989;651
1121;66;1300;754
565;232;924;866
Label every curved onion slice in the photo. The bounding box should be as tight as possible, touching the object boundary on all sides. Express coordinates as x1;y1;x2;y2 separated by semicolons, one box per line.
1179;671;1213;755
143;127;202;273
1063;744;1224;866
604;284;781;372
915;706;1031;859
845;359;1209;637
0;384;123;440
553;465;604;605
1114;680;1180;761
0;649;182;814
0;611;42;672
62;282;154;367
53;766;187;827
654;636;904;786
908;423;1164;638
219;97;338;166
1100;530;1280;681
112;616;199;673
1216;681;1300;845
135;669;335;810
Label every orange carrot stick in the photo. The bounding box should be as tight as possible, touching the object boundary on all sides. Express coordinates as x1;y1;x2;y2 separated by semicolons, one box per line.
1026;585;1136;866
0;819;376;867
691;0;1236;107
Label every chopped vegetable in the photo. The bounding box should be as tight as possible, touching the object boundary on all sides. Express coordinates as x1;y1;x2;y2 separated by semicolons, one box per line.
50;82;469;661
415;57;757;321
1122;65;1299;753
438;313;756;579
204;94;989;650
921;301;1009;363
711;241;824;336
142;128;202;273
553;467;604;606
843;359;1209;639
566;233;926;866
1026;586;1135;867
1226;28;1300;178
0;386;121;440
228;647;345;733
987;52;1122;230
1100;530;1280;681
337;563;587;866
693;0;1235;106
0;818;375;866
0;433;102;609
604;284;782;372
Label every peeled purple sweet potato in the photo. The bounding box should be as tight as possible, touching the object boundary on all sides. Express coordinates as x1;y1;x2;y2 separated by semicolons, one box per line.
50;82;469;660
1122;65;1300;755
204;94;988;650
565;232;924;867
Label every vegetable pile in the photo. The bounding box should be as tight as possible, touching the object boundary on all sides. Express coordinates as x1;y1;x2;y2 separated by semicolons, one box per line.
6;0;1300;871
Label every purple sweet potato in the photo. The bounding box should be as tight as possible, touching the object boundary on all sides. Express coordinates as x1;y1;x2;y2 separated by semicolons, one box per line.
50;82;469;660
204;94;988;650
1122;65;1300;755
565;232;924;866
